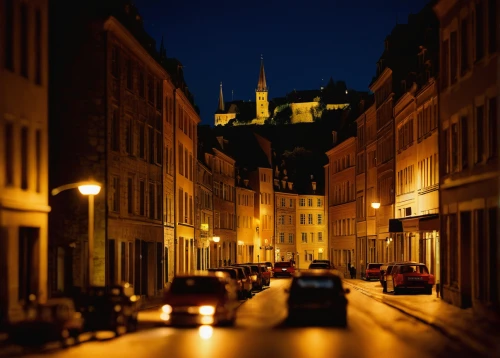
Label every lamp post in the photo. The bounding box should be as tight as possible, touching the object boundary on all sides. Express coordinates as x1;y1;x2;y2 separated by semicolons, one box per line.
369;201;381;277
52;181;102;289
212;236;220;267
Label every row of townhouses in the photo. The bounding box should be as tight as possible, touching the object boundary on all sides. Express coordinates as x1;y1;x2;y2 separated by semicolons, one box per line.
0;0;497;328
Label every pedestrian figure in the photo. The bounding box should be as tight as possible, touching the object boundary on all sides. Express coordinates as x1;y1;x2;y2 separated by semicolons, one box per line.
347;262;352;273
350;266;356;279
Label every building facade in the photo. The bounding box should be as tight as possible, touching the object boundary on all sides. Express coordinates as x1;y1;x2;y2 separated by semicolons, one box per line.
49;5;170;298
274;183;298;265
434;0;499;313
194;159;213;270
236;176;256;264
326;137;356;275
296;190;327;270
174;88;200;274
0;0;50;325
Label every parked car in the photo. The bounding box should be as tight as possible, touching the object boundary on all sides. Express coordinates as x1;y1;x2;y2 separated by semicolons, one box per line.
385;262;435;295
208;267;244;298
80;284;140;336
312;260;333;268
285;270;349;327
228;266;252;299
8;298;84;347
364;263;383;281
273;261;295;277
308;262;331;270
160;272;239;326
243;264;264;290
264;261;274;276
255;263;271;286
380;261;416;292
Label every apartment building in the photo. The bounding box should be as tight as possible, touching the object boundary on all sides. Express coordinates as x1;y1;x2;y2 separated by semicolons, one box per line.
274;179;298;265
236;174;256;263
326;137;356;273
0;0;50;326
194;159;213;270
434;0;499;312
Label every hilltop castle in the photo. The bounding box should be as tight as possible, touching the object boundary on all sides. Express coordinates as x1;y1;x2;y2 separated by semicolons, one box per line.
214;57;351;127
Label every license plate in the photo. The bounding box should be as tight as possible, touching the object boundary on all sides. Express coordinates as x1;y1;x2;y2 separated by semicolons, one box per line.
407;277;423;281
282;268;287;271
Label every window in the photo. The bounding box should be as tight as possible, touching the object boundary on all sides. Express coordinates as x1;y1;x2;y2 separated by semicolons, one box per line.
308;198;313;207
443;128;450;174
111;47;119;78
488;0;497;53
184;149;188;177
279;233;284;243
35;130;41;192
126;59;133;90
35;9;42;85
139;121;145;159
148;126;155;163
111;110;119;152
189;153;193;181
488;97;497;157
317;214;323;225
20;3;28;78
475;3;484;60
111;176;120;212
125;117;132;154
281;198;285;207
461;116;468;169
300;214;305;225
461;18;469;75
148;76;155;104
4;0;14;70
288;234;294;244
178;143;184;174
139;180;145;216
308;214;313;224
301;233;307;243
451;123;459;171
139;72;145;97
149;183;155;219
21;127;28;190
4;122;14;185
356;196;365;219
299;198;305;207
156;81;162;110
318;232;323;242
317;198;322;207
476;105;485;163
289;199;294;208
441;39;449;89
127;177;134;214
450;31;458;84
178;188;184;223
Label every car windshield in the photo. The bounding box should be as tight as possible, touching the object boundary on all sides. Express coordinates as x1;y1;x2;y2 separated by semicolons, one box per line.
309;263;329;269
208;268;237;279
367;264;382;269
275;262;292;268
170;277;223;295
398;265;430;274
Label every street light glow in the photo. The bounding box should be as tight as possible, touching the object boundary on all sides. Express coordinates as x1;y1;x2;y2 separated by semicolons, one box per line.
78;183;101;195
212;236;220;243
371;202;381;209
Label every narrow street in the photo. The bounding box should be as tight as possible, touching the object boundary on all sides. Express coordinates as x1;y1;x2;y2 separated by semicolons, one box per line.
4;278;489;358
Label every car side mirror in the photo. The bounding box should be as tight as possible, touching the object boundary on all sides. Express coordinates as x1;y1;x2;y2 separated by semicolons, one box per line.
344;288;350;294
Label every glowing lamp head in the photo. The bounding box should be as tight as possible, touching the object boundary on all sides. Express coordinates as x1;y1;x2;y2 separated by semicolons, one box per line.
78;183;101;195
212;236;220;243
371;202;381;209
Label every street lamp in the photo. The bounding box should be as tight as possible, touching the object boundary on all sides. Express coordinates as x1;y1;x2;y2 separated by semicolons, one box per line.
52;181;102;288
212;237;220;267
371;202;381;209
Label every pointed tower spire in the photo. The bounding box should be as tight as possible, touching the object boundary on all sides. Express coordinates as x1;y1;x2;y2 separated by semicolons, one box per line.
218;82;224;112
256;54;267;92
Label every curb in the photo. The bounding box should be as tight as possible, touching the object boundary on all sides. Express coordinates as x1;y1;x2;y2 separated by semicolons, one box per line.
344;281;492;357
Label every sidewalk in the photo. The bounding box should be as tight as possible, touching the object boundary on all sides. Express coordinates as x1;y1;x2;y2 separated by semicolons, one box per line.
344;278;500;357
139;295;164;311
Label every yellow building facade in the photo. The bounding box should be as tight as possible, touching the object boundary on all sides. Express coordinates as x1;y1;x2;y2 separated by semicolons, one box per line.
236;181;256;264
295;193;327;269
275;189;298;264
0;0;50;325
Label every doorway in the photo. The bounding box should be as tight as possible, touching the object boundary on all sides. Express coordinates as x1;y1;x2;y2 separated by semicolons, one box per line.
18;227;40;302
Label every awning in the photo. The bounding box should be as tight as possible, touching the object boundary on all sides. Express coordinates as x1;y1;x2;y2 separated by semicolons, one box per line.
389;214;439;233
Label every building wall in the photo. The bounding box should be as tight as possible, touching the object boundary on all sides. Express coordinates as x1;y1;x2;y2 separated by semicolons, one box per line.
236;186;256;263
175;89;199;273
212;149;236;266
435;0;499;313
326;137;356;274
296;195;327;269
195;161;212;270
256;90;269;120
215;112;236;127
0;0;50;324
275;192;298;264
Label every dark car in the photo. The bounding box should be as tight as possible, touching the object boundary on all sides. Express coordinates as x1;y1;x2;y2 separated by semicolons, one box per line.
285;270;349;327
308;262;331;270
273;261;295;277
160;272;239;326
8;298;84;347
80;284;140;336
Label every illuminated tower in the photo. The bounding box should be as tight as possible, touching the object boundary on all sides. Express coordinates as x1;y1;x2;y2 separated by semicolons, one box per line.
255;55;269;120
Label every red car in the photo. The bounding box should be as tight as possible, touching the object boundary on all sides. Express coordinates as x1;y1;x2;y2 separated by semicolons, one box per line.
273;261;295;277
364;263;383;281
386;263;435;294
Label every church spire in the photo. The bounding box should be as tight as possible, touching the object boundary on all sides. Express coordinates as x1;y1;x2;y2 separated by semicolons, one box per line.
256;54;267;92
218;82;224;112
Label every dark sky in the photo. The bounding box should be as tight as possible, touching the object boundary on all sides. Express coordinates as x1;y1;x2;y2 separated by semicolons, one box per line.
133;0;430;126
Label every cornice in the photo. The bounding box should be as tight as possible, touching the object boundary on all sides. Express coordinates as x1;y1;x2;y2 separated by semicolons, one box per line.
369;67;392;92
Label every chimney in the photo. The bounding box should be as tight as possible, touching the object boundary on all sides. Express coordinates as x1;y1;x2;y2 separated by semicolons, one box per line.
274;178;279;187
332;131;338;144
281;180;286;189
237;175;241;185
288;182;293;191
243;179;249;187
312;181;317;192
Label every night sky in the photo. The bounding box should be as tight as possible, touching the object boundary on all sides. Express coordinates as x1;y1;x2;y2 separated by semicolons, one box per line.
133;0;430;126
